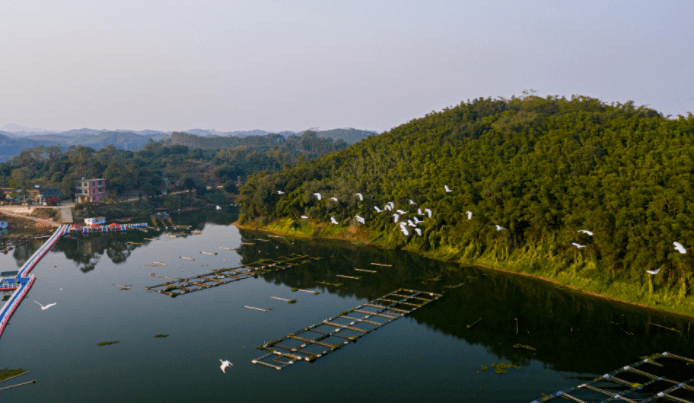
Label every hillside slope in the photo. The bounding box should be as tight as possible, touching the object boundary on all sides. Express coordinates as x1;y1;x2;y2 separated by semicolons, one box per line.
239;95;694;312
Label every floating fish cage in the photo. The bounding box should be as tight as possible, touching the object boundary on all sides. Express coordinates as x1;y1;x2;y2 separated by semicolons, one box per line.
532;352;694;403
145;254;315;297
252;289;442;370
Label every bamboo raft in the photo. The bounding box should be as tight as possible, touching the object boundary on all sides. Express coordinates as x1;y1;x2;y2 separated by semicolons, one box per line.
370;263;392;267
144;262;167;267
252;288;442;370
200;251;218;255
219;247;235;250
144;238;158;241
336;275;360;280
179;256;194;261
244;305;271;312
532;352;694;403
354;268;377;273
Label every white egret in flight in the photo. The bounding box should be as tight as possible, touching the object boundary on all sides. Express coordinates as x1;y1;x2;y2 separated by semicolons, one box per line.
417;208;423;216
424;208;432;218
374;206;382;213
330;217;339;225
577;230;593;236
399;223;409;236
220;359;233;373
355;215;365;224
413;217;421;224
330;197;339;202
495;225;506;231
571;243;586;248
393;213;400;223
445;185;452;193
277;191;285;195
355;193;363;201
396;209;407;215
35;301;56;310
466;211;473;220
646;268;661;275
414;228;422;236
674;242;687;254
384;205;392;211
407;220;416;227
409;200;417;205
313;193;322;200
216;205;222;210
300;215;308;219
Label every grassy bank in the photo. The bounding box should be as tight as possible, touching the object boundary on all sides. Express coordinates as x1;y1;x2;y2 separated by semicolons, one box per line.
237;218;694;319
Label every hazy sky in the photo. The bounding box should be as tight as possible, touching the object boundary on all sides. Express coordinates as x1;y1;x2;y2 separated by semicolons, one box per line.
0;0;692;133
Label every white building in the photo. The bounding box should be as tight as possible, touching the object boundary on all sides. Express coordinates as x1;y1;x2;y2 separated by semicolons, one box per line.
84;217;106;225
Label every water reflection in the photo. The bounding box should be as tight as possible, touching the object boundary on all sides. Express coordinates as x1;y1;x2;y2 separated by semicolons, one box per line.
8;208;694;380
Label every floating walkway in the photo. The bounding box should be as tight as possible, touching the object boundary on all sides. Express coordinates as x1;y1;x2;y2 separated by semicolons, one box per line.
0;225;65;340
251;289;442;370
532;352;694;403
63;222;147;235
145;254;315;297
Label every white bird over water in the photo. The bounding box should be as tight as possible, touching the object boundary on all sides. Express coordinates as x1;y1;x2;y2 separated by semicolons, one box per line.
313;193;322;200
414;228;422;236
330;217;339;225
355;215;365;224
409;200;417;205
393;213;400;223
355;193;363;201
277;191;285;195
674;242;687;254
466;211;473;220
571;243;587;248
220;359;233;373
577;230;593;236
35;301;56;310
396;209;407;215
495;225;506;231
424;208;432;218
445;185;452;193
330;197;339;202
646;268;661;275
374;206;383;213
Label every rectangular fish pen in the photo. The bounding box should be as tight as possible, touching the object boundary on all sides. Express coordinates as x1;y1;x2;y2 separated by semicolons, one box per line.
145;254;316;297
251;288;442;370
531;352;694;403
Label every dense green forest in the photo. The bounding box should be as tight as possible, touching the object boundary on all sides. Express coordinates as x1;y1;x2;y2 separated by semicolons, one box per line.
0;130;349;201
239;95;694;305
164;130;350;154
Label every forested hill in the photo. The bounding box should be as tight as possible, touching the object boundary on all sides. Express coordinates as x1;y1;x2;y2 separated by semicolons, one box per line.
239;95;694;290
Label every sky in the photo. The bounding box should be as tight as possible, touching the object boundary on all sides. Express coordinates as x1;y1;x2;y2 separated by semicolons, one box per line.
0;0;692;133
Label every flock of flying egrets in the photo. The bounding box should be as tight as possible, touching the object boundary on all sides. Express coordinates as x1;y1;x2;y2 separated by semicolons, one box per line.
277;184;688;276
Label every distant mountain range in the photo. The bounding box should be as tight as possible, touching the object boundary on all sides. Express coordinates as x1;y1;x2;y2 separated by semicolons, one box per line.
0;125;379;162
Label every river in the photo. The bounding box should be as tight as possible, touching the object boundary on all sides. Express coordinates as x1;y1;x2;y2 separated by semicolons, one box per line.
1;207;693;402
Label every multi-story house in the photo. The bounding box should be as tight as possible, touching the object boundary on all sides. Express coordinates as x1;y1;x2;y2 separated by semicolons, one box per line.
75;178;109;203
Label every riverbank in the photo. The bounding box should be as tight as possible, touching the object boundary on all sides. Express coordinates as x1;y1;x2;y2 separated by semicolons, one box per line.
235;217;694;320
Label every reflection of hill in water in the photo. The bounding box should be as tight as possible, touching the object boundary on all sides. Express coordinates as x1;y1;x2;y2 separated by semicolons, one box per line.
238;229;694;376
13;209;693;377
50;208;238;272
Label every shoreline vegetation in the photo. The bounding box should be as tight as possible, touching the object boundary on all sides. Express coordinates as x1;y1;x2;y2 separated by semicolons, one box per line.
235;96;694;322
234;218;694;320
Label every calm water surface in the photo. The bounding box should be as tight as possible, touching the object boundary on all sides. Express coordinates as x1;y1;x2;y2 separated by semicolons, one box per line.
1;208;693;402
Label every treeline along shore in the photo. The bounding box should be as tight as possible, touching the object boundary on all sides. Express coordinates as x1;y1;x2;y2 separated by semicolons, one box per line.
237;95;694;318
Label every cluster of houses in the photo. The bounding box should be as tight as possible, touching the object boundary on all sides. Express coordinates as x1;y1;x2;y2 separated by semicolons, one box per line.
1;178;109;205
